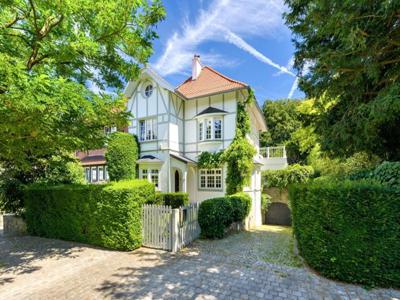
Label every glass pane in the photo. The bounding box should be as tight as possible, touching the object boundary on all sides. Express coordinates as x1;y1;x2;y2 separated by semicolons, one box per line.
85;167;91;182
206;119;212;139
214;119;222;139
139;121;145;141
199;122;203;141
91;166;97;182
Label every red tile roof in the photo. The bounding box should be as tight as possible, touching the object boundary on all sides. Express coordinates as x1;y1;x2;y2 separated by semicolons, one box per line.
76;149;106;166
176;66;248;99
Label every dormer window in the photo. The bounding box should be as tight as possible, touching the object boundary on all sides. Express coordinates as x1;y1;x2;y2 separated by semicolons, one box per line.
144;84;153;97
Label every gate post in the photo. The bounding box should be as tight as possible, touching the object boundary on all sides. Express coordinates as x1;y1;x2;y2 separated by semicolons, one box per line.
171;209;179;252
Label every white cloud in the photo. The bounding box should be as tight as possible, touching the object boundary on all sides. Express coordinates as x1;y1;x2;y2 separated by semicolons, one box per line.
154;0;290;77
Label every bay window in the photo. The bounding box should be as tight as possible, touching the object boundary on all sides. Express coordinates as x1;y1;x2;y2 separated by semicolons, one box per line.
198;117;223;141
141;168;159;189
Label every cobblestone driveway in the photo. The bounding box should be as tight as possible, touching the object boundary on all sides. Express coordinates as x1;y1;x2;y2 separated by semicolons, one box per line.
0;226;399;299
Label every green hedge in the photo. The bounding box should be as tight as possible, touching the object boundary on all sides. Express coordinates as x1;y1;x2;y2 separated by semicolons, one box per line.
147;192;189;208
289;180;400;287
105;132;139;181
198;193;252;239
24;180;155;250
263;164;314;189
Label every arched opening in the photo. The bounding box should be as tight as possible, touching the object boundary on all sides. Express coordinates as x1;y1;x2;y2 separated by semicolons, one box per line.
265;203;292;226
174;170;180;192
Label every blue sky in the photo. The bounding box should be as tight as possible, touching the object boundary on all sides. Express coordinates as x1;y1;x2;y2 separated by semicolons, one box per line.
149;0;304;105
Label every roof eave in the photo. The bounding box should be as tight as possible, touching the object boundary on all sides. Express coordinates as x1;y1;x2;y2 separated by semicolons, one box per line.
177;86;248;100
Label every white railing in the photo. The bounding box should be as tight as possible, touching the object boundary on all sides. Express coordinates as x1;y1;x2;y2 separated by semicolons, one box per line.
260;146;287;158
142;203;200;252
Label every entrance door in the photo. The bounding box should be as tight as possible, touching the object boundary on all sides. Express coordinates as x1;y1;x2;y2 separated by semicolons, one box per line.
174;170;180;192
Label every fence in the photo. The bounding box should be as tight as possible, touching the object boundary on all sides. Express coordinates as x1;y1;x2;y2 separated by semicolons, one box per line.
260;146;287;158
142;203;200;252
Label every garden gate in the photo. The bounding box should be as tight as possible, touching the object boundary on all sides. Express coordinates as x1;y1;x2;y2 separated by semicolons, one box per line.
142;203;200;252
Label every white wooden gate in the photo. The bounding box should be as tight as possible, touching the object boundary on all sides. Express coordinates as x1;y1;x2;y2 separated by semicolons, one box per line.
142;203;200;252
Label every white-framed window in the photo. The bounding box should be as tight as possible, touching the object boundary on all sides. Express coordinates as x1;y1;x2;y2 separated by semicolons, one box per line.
98;166;104;181
141;168;159;189
199;168;222;190
139;118;157;141
151;169;159;188
104;126;117;135
85;167;91;182
91;166;98;182
198;117;223;141
105;166;109;181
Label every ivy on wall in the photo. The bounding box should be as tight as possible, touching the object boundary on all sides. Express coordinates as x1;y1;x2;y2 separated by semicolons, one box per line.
197;89;257;195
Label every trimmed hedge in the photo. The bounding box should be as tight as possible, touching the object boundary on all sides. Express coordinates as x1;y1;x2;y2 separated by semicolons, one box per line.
147;192;189;208
198;193;251;239
263;164;314;189
290;180;400;287
105;132;139;181
24;180;155;250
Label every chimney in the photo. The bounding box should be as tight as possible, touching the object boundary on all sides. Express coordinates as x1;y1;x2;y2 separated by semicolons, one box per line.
192;54;202;80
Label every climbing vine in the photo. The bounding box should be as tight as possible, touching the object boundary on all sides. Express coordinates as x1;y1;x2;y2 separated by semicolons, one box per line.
197;89;257;195
222;89;256;194
197;151;223;169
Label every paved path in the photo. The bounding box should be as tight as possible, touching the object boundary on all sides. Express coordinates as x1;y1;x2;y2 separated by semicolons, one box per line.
0;227;399;299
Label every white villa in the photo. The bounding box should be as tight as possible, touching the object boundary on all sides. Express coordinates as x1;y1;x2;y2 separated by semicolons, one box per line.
77;55;287;227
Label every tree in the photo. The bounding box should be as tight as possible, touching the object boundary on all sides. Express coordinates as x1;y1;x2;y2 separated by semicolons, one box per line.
105;132;139;181
285;1;400;160
0;0;165;174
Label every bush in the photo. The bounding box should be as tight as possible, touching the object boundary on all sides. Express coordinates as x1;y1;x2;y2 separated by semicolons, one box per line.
263;164;314;189
0;177;24;215
24;180;154;250
153;192;189;208
38;155;85;185
198;193;251;239
289;180;400;287
105;132;139;181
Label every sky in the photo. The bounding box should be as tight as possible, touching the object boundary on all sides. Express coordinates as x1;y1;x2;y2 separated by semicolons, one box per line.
149;0;304;105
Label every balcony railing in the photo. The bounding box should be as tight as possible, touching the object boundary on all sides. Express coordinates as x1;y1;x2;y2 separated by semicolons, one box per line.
260;146;287;158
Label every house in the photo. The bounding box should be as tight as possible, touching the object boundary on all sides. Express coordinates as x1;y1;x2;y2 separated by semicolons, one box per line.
78;55;287;227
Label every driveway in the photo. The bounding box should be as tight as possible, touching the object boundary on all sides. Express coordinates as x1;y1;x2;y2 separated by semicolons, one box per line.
0;225;399;299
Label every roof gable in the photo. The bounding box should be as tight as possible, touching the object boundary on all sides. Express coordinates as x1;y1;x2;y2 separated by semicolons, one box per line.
176;66;248;99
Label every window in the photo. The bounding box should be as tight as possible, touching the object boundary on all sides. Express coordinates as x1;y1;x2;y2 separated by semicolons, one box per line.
151;169;159;188
91;166;98;182
105;166;109;181
98;166;104;181
139;119;157;141
104;126;117;135
85;167;91;182
144;84;153;97
199;122;203;141
198;117;223;141
199;168;222;190
141;168;159;189
214;119;222;139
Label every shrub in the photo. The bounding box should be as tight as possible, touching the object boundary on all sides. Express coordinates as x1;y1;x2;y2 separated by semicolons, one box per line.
105;132;139;181
289;180;400;287
370;161;400;186
198;193;252;239
37;155;85;185
0;177;24;215
263;164;314;189
154;192;189;208
24;180;154;250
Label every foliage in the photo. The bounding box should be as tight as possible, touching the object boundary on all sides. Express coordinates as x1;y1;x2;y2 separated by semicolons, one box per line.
197;151;223;169
153;192;189;209
308;147;381;178
24;180;155;250
262;164;314;189
36;155;85;185
285;1;400;160
198;193;251;239
0;0;165;174
289;180;400;287
105;132;139;181
261;193;272;212
222;89;256;194
348;161;400;187
261;98;319;164
0;177;24;215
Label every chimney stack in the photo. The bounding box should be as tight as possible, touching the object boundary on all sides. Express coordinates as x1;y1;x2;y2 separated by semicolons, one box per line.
192;54;202;80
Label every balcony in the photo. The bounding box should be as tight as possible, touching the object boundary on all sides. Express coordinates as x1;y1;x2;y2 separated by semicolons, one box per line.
259;146;288;170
